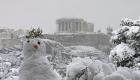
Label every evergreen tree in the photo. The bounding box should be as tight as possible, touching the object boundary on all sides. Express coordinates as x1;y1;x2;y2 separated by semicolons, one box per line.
110;18;140;68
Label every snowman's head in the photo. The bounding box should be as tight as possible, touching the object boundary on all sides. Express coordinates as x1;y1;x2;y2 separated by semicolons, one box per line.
23;38;46;59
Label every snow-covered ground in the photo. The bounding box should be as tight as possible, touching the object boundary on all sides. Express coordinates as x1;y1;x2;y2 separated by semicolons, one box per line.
1;37;140;80
0;43;109;80
0;48;22;80
64;46;108;62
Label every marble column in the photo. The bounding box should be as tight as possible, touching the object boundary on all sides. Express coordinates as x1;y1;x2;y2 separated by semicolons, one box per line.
62;22;64;32
77;22;80;32
71;22;74;33
59;23;61;32
79;22;81;32
70;22;72;32
76;22;78;32
66;22;68;32
68;23;71;32
73;22;76;32
63;22;65;32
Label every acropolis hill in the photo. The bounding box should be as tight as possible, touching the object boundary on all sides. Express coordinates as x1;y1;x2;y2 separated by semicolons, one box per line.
45;18;111;52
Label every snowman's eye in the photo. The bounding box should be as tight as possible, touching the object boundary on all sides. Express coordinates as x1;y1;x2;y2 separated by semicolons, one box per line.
27;40;30;43
37;41;40;45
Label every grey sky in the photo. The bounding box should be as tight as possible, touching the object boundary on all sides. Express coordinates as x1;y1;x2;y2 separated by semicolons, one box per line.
0;0;139;33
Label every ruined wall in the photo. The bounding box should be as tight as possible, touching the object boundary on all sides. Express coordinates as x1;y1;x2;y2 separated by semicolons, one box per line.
44;33;111;52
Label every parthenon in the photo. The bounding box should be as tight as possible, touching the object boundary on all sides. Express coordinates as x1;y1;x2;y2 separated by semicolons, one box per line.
56;18;94;33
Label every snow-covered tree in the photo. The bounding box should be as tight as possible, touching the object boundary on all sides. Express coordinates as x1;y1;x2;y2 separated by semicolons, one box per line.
110;18;140;68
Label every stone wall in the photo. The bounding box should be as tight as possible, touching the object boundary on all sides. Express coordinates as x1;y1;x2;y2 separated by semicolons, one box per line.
44;33;111;52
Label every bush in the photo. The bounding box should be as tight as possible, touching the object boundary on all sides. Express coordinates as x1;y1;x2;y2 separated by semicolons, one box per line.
26;28;43;38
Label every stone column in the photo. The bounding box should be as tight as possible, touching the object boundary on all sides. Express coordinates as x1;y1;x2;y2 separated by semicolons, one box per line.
58;23;61;32
77;22;80;32
64;22;67;32
76;22;78;32
70;22;72;32
71;22;74;33
63;22;66;32
68;23;70;32
61;22;64;32
81;22;84;32
63;22;65;32
79;22;81;32
73;22;76;32
66;22;68;32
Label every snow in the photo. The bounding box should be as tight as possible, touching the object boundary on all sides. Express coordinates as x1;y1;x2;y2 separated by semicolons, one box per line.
102;67;140;80
137;63;140;66
108;17;140;80
104;72;127;80
110;18;140;68
1;37;140;80
93;72;105;80
0;43;108;80
66;59;87;80
109;42;135;63
4;76;18;80
0;47;22;80
64;46;107;61
121;18;133;23
66;57;117;80
126;26;140;38
132;70;140;80
133;19;140;26
116;67;133;80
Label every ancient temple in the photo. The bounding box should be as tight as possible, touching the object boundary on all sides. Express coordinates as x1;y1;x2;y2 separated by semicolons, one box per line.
56;18;94;33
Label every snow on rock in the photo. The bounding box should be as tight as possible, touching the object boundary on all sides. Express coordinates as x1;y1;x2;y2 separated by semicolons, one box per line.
0;72;4;78
42;39;64;51
108;63;116;72
4;76;19;80
9;68;19;75
66;61;86;80
71;57;93;66
104;72;128;80
116;67;133;80
93;72;105;80
103;67;140;80
66;57;92;80
132;70;140;80
109;42;135;63
88;60;103;76
88;61;116;77
64;46;107;62
66;57;117;80
102;63;116;75
0;47;22;80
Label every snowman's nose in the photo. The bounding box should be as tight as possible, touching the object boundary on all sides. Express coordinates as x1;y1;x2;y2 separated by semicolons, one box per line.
33;44;38;49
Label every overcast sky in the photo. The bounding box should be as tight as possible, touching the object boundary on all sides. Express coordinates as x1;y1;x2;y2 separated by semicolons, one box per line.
0;0;139;33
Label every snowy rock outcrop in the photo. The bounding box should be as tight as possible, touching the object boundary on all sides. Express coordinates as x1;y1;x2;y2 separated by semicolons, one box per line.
64;46;107;62
66;57;116;80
